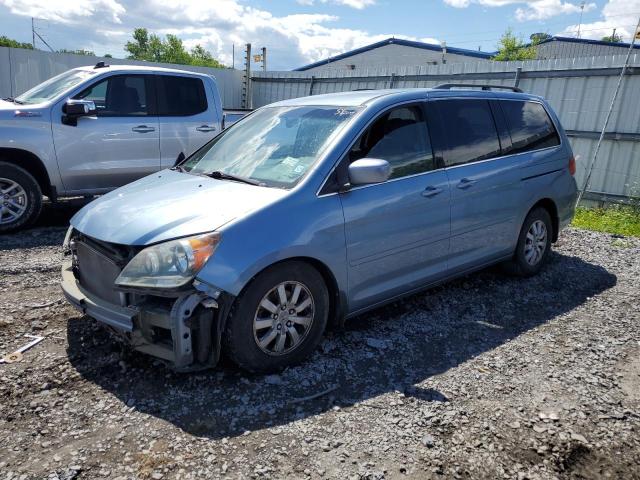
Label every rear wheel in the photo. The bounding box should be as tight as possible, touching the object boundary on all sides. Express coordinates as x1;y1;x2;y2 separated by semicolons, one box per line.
506;207;552;277
224;261;329;373
0;162;42;233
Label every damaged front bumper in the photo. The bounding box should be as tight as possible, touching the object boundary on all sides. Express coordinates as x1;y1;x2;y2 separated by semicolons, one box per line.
61;259;233;371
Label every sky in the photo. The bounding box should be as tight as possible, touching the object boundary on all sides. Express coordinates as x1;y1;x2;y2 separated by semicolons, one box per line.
0;0;638;70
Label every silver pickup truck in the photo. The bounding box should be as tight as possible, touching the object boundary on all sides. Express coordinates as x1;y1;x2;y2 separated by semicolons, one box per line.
0;62;240;232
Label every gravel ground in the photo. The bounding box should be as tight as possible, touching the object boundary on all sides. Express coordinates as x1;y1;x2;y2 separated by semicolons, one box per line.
1;203;639;480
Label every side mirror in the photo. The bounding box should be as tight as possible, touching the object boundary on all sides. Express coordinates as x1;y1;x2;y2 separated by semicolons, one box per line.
62;99;96;126
348;158;391;186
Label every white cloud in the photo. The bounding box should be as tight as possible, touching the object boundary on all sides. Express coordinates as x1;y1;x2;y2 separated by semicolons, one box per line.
556;0;640;41
443;0;596;21
0;0;427;69
0;0;125;23
296;0;375;9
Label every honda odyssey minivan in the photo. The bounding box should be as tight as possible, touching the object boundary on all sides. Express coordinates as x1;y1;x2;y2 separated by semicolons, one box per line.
62;85;578;373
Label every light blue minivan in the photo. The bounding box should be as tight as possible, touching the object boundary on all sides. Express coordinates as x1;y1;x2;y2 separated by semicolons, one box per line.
62;85;578;372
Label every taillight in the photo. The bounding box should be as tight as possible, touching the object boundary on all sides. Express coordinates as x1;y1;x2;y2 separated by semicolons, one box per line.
568;155;576;176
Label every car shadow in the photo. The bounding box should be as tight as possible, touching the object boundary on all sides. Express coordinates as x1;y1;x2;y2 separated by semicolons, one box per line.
0;198;91;250
66;251;616;440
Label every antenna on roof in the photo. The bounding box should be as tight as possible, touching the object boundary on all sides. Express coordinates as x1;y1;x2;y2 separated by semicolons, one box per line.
94;61;109;69
576;1;585;39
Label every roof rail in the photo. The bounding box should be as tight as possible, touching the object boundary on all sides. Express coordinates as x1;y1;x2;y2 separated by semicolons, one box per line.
94;61;109;69
433;83;523;93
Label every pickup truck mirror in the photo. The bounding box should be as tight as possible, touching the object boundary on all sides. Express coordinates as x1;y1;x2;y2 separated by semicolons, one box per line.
62;99;97;126
348;158;391;186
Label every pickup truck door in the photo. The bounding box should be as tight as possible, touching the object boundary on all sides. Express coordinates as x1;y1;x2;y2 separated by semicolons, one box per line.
52;74;160;193
155;74;221;168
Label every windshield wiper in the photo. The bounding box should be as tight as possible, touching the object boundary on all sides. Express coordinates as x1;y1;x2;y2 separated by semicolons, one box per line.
2;97;25;105
204;170;263;186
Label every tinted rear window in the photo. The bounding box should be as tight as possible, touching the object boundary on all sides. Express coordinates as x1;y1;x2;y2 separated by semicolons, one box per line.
156;75;207;116
500;100;560;154
436;99;501;167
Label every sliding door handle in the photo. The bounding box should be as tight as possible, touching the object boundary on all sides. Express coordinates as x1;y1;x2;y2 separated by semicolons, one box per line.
422;186;444;198
456;178;477;189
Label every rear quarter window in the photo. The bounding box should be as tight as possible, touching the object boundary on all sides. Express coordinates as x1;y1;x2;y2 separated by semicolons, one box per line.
500;100;560;154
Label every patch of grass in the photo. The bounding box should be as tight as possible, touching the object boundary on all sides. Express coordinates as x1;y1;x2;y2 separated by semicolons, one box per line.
573;205;640;237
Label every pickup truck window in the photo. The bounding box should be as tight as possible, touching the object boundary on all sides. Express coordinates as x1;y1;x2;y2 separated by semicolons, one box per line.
182;106;360;189
156;76;207;116
15;69;97;104
74;75;150;116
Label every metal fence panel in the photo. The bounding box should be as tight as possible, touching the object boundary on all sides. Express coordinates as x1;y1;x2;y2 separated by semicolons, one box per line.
0;47;244;108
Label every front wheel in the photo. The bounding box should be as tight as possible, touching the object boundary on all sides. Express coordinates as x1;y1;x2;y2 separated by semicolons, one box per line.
223;261;329;373
0;162;43;233
506;207;553;277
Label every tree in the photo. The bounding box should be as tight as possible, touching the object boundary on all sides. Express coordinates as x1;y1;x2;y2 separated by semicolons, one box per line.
0;35;34;49
124;28;226;68
602;32;623;43
530;32;552;44
493;29;537;61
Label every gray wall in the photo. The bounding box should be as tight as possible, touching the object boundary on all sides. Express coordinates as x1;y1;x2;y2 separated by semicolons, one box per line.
253;54;640;201
300;43;488;72
536;40;639;60
0;47;245;108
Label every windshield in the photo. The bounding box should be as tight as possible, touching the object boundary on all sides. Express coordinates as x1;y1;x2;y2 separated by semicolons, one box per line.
182;105;360;188
15;69;97;104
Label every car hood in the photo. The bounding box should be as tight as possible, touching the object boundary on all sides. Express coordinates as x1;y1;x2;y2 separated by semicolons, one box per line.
71;170;288;245
0;99;47;117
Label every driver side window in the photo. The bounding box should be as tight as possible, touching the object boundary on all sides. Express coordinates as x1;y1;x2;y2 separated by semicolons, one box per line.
74;75;149;117
349;104;434;179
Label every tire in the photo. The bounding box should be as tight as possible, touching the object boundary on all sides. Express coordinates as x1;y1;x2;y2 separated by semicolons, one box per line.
223;261;329;373
506;207;553;277
0;162;43;233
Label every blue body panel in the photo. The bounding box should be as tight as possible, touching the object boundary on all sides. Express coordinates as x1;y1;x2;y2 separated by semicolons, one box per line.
70;87;578;318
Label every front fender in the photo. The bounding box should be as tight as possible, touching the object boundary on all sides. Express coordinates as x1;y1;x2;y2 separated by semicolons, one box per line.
0;111;63;191
195;191;347;301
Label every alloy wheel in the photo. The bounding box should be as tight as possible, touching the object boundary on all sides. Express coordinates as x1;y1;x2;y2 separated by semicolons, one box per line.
524;219;547;266
253;281;315;355
0;178;28;225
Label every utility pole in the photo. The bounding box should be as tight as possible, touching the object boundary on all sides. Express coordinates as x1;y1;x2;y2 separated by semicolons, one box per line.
242;43;252;109
261;47;267;72
577;1;585;38
232;44;235;69
31;17;35;48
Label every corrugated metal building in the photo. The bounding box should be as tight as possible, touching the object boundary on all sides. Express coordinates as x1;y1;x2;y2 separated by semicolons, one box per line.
535;36;640;60
294;38;493;72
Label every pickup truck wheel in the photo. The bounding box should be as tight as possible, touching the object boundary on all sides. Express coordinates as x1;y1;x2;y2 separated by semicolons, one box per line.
0;162;42;233
223;261;329;373
506;207;552;277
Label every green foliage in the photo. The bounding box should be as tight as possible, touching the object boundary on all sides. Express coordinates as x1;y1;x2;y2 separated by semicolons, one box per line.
0;35;34;49
58;49;95;56
601;32;623;43
493;29;537;61
124;28;225;68
530;32;551;44
573;205;640;237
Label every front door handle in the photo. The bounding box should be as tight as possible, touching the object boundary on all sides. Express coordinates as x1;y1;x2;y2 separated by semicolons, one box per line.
132;125;155;133
456;177;477;189
422;186;444;198
196;125;217;132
